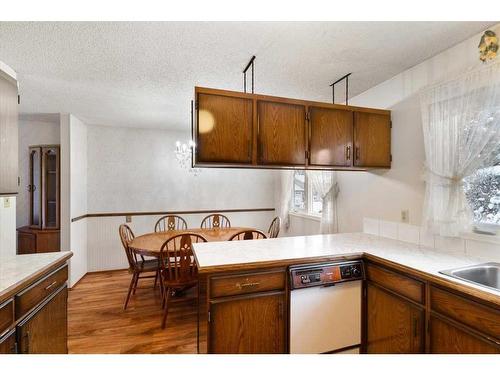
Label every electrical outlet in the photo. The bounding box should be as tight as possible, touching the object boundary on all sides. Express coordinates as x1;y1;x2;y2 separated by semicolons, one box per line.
3;197;11;208
401;209;409;223
126;215;132;223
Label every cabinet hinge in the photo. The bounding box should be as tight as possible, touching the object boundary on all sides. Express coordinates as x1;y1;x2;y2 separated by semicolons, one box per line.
305;111;310;122
305;150;310;159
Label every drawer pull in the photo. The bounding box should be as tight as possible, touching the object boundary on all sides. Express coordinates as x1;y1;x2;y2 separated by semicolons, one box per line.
44;281;58;291
236;282;260;290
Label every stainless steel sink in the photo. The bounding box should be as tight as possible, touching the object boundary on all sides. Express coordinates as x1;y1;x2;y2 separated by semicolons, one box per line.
440;263;500;292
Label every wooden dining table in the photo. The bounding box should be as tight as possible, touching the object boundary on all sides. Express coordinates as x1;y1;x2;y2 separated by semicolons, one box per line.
128;227;256;257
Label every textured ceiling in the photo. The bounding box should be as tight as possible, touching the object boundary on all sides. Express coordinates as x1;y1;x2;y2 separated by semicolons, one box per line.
0;22;495;130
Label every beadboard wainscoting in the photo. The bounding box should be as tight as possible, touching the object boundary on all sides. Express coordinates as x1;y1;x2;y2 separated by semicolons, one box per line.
86;209;275;272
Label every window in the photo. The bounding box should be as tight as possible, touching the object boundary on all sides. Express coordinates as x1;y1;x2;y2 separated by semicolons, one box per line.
292;170;322;216
464;162;500;234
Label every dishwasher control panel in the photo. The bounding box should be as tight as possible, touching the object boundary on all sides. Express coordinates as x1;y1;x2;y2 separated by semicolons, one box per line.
289;260;364;289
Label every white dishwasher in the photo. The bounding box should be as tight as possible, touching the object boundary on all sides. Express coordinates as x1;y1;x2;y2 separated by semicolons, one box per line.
289;260;364;354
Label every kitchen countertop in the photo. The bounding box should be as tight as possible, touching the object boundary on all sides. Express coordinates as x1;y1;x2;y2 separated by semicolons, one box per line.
0;251;73;303
193;232;500;300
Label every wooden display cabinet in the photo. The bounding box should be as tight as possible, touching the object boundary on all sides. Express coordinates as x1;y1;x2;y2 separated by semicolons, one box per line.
17;145;60;254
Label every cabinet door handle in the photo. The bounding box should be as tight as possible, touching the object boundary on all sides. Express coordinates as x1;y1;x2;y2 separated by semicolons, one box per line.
236;282;260;290
355;146;360;160
346;146;351;161
45;281;57;291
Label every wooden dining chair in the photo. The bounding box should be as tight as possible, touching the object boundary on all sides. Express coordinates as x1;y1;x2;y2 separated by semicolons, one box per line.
154;215;188;232
200;213;231;229
159;233;207;328
268;216;281;238
119;224;160;310
228;229;268;241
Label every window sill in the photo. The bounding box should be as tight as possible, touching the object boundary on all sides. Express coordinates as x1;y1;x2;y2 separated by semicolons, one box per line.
460;231;500;245
289;211;322;222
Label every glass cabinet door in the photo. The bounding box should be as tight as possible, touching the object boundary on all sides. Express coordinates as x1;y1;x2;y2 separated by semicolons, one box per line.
42;147;60;229
29;147;42;228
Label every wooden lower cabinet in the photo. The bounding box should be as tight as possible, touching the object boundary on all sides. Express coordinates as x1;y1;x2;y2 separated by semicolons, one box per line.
17;286;68;354
17;226;60;254
209;291;286;354
0;330;17;354
366;282;424;353
429;315;499;354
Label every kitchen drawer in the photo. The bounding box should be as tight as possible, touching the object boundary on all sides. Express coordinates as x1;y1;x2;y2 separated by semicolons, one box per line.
430;286;500;339
366;263;424;304
210;270;285;298
15;265;68;319
0;299;14;336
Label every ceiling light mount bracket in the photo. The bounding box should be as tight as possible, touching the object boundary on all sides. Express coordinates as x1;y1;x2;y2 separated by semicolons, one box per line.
330;72;352;105
243;55;256;94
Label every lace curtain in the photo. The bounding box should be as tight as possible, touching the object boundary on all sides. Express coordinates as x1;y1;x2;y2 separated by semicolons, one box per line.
278;170;294;232
420;61;500;237
307;170;339;234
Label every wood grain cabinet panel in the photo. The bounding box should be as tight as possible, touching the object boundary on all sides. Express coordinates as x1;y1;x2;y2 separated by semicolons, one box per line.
257;100;306;165
0;299;14;336
430;286;500;339
210;270;285;298
15;265;68;320
196;93;253;164
0;329;16;354
366;263;424;304
429;315;500;354
354;112;391;167
309;107;353;167
0;69;18;195
209;291;286;354
17;286;68;354
366;282;424;353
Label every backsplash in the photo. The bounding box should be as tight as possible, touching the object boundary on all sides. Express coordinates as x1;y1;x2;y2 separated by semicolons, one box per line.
363;217;500;262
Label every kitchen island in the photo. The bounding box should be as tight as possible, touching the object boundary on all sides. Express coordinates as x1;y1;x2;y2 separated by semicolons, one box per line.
193;233;500;354
0;251;73;353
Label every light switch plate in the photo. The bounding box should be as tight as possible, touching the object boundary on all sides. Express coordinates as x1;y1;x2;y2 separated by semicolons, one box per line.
126;215;132;223
401;209;409;223
4;197;11;208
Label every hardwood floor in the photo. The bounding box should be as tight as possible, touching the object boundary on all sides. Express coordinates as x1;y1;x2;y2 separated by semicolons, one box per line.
68;270;198;354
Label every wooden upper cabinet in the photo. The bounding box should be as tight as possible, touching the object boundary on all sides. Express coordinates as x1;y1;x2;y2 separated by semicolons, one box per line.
193;87;391;170
257;100;306;165
196;92;253;164
354;112;391;168
309;107;353;167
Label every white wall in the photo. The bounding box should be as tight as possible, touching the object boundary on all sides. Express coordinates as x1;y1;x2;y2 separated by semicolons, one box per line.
287;23;500;237
17;114;60;227
0;197;16;256
85;124;276;271
60;114;88;287
69;115;88;286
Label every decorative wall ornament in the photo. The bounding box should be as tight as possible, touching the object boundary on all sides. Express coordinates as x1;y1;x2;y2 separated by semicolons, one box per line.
479;30;498;62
